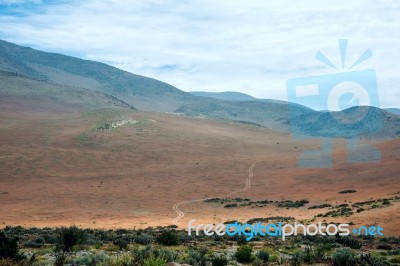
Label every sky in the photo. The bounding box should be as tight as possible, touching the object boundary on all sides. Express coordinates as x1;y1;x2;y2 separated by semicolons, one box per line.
0;0;399;108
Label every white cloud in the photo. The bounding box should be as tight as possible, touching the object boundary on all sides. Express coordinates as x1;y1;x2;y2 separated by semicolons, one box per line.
0;0;399;108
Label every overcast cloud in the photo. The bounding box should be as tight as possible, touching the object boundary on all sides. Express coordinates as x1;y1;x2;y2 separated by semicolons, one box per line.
0;0;399;108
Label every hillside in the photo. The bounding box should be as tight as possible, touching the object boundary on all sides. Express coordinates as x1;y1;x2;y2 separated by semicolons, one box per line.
176;99;312;130
0;71;134;113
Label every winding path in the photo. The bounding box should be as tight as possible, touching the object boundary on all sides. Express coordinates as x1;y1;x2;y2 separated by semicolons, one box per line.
172;162;256;224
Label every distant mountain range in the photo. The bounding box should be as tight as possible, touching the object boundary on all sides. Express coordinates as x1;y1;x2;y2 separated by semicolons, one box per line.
190;91;257;101
385;108;400;115
0;39;399;138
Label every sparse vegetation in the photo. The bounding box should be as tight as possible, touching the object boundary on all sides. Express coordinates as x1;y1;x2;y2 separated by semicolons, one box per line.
308;203;332;209
277;199;309;208
0;226;398;265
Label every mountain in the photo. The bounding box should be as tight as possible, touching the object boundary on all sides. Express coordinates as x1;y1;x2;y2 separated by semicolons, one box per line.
0;39;191;112
385;108;400;116
190;91;257;101
290;106;400;139
0;39;399;139
0;39;311;129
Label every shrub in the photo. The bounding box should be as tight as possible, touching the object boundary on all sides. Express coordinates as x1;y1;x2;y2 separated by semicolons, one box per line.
356;253;390;266
152;247;177;262
55;226;85;252
212;255;228;266
187;248;209;266
0;232;23;261
113;237;129;250
256;249;269;263
74;251;109;266
131;245;153;265
314;244;326;262
156;230;179;246
303;246;314;264
134;234;153;245
290;251;303;266
106;252;134;266
0;258;20;266
390;256;400;264
23;237;45;248
377;243;392;250
252;257;267;266
332;248;355;266
235;245;253;263
336;236;362;249
143;257;167;266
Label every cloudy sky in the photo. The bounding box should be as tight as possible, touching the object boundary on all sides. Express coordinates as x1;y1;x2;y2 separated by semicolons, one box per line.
0;0;399;108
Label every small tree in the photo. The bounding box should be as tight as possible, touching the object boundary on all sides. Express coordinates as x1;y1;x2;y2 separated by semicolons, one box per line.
0;232;23;261
55;226;85;253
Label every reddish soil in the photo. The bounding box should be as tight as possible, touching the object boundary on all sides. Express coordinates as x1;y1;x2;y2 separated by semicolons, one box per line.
0;107;399;235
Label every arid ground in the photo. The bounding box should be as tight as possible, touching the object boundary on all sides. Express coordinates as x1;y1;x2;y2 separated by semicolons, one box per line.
0;105;399;235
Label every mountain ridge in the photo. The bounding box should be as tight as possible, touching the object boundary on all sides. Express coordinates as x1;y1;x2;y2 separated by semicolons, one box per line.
1;39;399;139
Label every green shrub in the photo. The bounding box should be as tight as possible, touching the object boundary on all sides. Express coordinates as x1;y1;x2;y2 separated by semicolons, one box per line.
187;248;209;266
152;247;177;262
377;243;392;250
0;258;20;266
74;251;109;266
235;245;253;263
23;237;45;248
212;254;228;266
356;253;389;266
332;248;355;266
113;237;129;250
0;232;23;261
256;249;269;263
55;226;85;252
390;256;400;264
156;230;179;246
290;251;303;266
143;257;167;266
134;234;152;245
311;244;327;263
131;245;153;265
303;246;314;264
336;236;362;249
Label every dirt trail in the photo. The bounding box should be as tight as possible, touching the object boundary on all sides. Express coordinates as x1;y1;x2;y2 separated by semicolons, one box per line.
172;162;256;224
